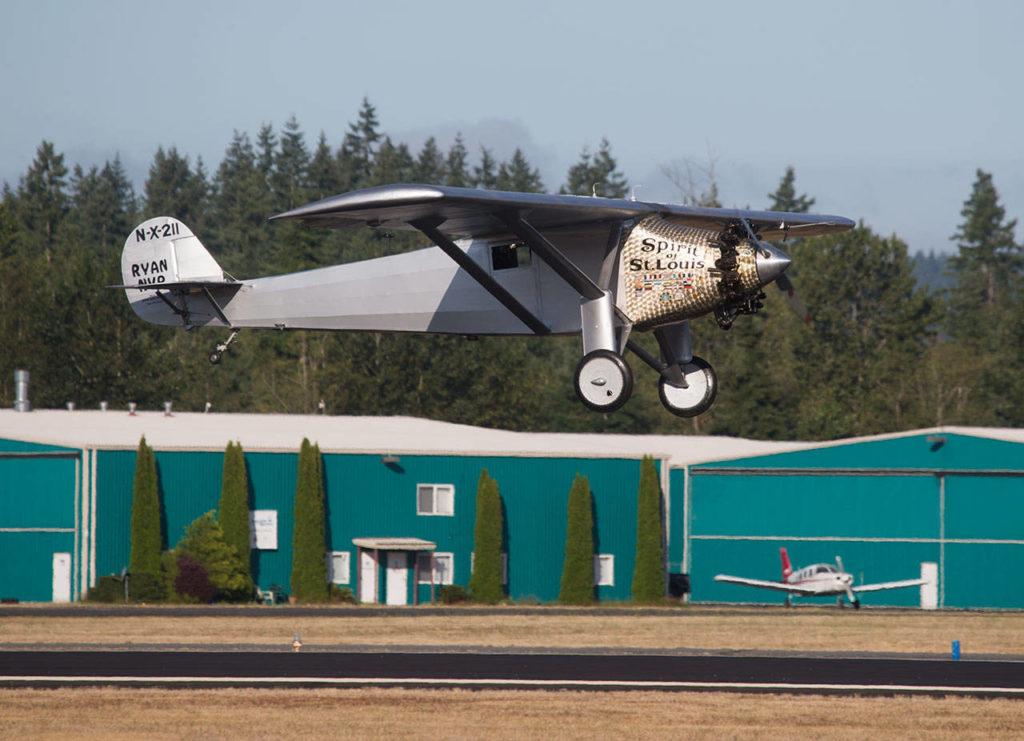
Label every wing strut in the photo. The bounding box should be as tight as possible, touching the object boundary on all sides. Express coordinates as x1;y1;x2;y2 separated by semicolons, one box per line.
410;217;550;335
496;212;605;300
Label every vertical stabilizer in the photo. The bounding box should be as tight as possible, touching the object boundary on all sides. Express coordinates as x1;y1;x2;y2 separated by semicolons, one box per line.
780;547;793;581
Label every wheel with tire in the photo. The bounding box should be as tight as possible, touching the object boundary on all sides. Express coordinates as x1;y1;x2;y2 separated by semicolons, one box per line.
658;355;718;417
208;351;222;365
574;349;633;413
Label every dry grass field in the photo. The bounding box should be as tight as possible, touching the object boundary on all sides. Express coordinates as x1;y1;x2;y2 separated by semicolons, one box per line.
1;687;1022;739
2;606;1023;738
3;606;1024;655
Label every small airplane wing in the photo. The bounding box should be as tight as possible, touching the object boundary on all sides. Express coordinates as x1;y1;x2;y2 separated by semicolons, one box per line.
271;184;855;241
851;578;928;594
713;575;819;595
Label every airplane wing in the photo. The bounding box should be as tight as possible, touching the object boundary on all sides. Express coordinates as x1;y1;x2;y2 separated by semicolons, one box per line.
713;575;819;595
271;184;854;241
851;578;928;594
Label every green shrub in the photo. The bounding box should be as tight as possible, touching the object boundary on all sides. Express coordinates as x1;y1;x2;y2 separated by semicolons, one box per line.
437;585;468;604
85;575;125;603
128;572;165;603
169;511;252;602
329;584;356;604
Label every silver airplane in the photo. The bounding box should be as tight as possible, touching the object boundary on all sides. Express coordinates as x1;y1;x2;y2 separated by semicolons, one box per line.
118;184;854;417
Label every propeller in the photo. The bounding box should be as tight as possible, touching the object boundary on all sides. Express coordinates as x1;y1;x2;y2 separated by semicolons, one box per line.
835;555;844;574
775;272;810;324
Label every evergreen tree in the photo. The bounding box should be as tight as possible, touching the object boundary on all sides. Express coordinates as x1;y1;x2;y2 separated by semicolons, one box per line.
631;456;665;603
129;436;163;579
308;132;340;200
341;97;381;186
370;136;415;187
414;136;445;184
271;115;310;211
445;134;471;187
558;473;594;604
290;438;328;602
788;225;931;438
468;469;504;604
767;166;816;213
143;146;208;227
496;149;543;193
473;147;498;189
944;169;1024;424
13;140;69;262
562;138;627;197
218;441;252;591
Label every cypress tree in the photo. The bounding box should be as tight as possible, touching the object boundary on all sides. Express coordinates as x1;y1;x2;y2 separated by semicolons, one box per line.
218;441;252;594
128;436;162;578
468;469;504;604
558;473;594;605
632;456;666;603
290;439;328;602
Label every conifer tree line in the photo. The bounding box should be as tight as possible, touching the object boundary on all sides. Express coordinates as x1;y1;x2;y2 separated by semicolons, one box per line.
3;98;1023;439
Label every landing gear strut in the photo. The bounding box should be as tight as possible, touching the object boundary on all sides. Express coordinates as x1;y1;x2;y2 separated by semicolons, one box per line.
652;323;718;417
208;329;239;365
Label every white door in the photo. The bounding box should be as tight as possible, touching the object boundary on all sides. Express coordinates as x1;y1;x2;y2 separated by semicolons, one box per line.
386;552;408;606
52;552;72;603
359;550;378;604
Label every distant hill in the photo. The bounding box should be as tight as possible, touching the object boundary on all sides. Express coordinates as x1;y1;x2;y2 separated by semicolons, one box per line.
911;251;954;293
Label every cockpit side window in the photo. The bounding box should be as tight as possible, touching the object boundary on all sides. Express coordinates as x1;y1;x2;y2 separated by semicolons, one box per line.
491;242;531;271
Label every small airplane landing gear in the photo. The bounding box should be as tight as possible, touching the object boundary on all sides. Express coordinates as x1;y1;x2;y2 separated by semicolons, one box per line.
658;356;718;417
208;329;239;365
574;349;633;412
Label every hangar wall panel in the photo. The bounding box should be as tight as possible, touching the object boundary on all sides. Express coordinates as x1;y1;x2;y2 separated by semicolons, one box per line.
90;446;648;604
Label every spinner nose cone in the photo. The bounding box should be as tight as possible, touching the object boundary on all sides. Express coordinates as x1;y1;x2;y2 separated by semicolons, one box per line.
754;243;792;286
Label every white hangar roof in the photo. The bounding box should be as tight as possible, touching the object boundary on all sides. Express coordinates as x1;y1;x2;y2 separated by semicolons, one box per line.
1;409;1021;468
0;409;810;468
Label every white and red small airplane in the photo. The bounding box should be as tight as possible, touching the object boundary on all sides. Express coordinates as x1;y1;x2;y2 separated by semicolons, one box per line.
713;547;927;608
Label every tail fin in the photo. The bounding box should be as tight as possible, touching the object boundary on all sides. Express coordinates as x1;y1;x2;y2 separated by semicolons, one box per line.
120;217;232;326
780;547;793;581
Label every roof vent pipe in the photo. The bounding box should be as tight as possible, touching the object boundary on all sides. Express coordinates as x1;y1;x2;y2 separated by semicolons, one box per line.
14;370;30;412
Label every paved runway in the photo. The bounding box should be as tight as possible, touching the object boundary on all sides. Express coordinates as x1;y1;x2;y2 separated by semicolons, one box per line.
2;650;1022;697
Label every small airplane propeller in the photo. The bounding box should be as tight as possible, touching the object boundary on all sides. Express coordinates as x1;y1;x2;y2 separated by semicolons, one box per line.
775;272;810;324
835;555;844;574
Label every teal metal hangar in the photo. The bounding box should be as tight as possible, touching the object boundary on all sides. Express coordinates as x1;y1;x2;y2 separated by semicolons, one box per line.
680;429;1024;609
1;407;1022;609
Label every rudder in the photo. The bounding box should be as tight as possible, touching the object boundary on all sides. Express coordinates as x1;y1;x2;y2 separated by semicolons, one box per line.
121;217;229;326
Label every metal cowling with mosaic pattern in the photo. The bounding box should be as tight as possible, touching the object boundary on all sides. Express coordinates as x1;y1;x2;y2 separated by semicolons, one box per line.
617;215;759;330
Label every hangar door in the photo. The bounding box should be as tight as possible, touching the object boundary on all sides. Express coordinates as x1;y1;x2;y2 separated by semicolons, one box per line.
0;450;80;602
687;467;1024;609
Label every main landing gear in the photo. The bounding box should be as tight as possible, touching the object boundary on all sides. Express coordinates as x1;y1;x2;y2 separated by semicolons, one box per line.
572;306;718;417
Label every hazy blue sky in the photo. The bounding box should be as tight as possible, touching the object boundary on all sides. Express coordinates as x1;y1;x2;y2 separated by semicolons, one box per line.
2;0;1021;253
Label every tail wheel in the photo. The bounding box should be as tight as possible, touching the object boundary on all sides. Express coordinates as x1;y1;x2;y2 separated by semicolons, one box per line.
574;349;633;413
658;356;717;417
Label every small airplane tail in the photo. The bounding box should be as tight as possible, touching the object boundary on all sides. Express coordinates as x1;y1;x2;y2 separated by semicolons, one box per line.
780;547;793;581
119;217;234;326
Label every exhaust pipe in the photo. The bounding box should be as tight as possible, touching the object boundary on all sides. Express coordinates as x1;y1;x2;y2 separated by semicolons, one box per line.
14;370;30;412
